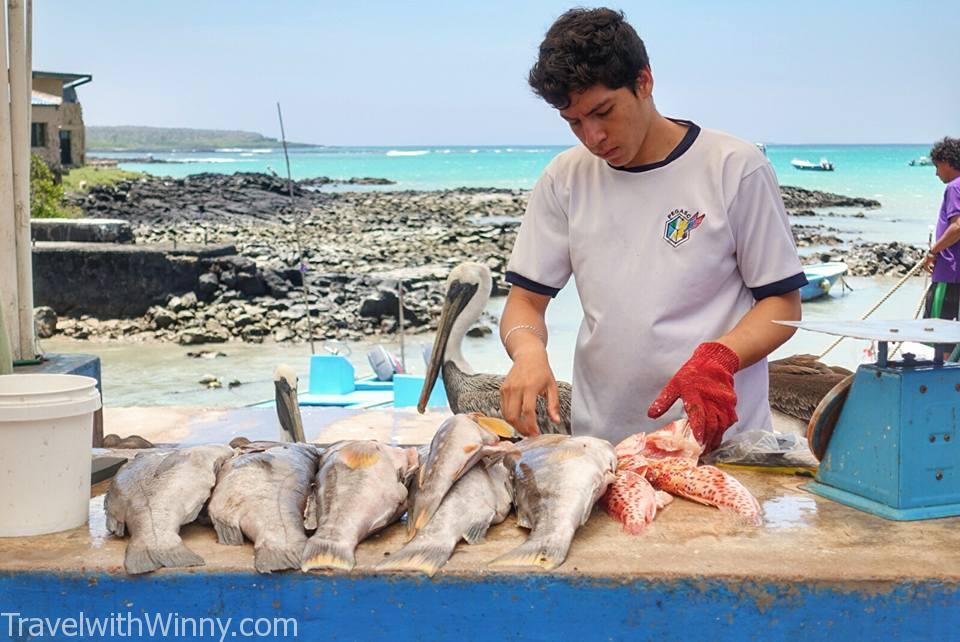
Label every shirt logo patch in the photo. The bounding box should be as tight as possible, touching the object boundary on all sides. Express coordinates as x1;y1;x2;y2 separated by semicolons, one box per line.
663;209;706;247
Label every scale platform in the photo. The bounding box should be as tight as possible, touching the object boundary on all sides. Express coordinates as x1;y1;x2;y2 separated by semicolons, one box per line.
779;319;960;520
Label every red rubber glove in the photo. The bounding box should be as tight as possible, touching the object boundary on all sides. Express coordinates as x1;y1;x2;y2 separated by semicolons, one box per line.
647;342;740;453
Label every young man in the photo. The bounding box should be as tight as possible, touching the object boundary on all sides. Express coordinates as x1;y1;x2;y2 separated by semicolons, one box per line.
498;8;805;451
922;137;960;359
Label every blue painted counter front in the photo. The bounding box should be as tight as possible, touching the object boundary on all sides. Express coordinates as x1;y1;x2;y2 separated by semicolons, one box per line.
0;572;956;641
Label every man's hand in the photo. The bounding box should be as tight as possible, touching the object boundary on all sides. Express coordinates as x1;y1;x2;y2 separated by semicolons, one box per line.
647;342;740;452
924;251;937;274
500;344;561;437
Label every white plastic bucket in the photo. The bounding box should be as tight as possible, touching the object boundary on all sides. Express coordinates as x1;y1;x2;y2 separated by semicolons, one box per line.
0;374;101;536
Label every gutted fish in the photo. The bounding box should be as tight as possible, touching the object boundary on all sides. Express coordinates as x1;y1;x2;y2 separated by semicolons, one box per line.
380;459;513;576
614;420;762;526
105;444;233;574
491;434;616;570
407;414;516;538
207;442;320;573
642;458;762;526
302;440;419;572
602;469;673;535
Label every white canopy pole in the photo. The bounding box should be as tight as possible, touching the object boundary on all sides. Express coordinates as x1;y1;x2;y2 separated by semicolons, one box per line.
9;0;33;360
0;2;21;359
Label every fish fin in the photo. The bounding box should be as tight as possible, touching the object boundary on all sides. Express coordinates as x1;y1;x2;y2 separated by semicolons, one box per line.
418;462;426;489
462;519;492;545
412;505;433;532
106;514;125;537
254;544;302;573
378;543;454;576
212;519;245;545
301;538;356;572
474;416;518;439
123;544;161;575
124;540;205;575
489;536;570;571
339;443;381;469
654;491;674;509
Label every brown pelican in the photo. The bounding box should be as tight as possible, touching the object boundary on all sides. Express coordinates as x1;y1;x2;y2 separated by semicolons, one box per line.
768;354;852;426
274;364;306;443
418;262;572;434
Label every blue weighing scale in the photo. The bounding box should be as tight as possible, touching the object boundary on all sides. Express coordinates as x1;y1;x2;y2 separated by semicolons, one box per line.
780;319;960;521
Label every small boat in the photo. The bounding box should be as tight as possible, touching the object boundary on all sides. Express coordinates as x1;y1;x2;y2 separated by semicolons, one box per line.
800;262;848;301
251;350;448;410
908;156;933;167
792;158;835;172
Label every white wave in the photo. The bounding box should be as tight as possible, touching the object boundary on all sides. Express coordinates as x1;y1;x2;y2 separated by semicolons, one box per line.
470;149;479;153
215;147;273;153
180;157;253;163
386;150;430;157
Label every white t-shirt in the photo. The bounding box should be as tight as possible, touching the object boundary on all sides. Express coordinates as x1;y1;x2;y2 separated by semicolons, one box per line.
506;121;806;445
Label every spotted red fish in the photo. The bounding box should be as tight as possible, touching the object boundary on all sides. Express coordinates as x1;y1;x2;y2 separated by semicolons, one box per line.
611;419;763;527
602;469;673;535
640;458;762;526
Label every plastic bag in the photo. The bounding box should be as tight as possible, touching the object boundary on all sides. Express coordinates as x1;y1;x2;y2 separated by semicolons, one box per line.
704;430;818;468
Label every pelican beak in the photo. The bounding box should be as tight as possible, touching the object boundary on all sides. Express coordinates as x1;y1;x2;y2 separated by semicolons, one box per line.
274;366;306;443
418;279;478;413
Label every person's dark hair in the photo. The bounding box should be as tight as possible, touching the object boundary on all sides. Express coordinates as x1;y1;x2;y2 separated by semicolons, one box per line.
528;8;649;110
931;137;960;172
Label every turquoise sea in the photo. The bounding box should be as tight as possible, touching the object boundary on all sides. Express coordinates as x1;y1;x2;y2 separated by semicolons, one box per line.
78;142;949;405
96;142;946;246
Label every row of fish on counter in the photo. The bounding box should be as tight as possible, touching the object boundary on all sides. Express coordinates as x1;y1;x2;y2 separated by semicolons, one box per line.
105;411;762;575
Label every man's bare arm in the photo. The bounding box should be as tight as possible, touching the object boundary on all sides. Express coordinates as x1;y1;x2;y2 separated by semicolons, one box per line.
714;290;801;368
499;286;561;435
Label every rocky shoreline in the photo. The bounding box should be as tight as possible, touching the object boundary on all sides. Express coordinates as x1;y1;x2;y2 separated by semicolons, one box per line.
39;173;922;345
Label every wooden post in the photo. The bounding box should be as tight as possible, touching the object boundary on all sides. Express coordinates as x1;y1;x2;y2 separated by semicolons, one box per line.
10;0;33;360
0;4;21;358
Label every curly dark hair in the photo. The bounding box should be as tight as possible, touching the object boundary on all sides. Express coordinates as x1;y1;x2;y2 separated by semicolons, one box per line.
931;137;960;172
528;8;649;110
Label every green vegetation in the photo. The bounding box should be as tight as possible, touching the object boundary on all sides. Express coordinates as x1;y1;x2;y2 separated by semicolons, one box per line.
30;154;68;218
87;125;315;152
63;165;142;193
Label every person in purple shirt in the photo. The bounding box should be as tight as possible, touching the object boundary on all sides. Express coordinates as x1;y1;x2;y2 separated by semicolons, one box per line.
923;136;960;358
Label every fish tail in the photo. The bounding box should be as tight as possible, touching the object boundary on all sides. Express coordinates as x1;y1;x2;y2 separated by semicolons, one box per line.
301;537;356;572
254;543;303;573
212;519;245;545
489;535;571;571
378;542;455;576
124;541;204;575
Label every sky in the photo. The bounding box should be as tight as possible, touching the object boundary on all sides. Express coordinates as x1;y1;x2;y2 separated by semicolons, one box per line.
34;0;958;146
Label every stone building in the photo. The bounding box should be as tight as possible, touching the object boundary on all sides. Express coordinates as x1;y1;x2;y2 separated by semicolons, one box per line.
31;70;92;173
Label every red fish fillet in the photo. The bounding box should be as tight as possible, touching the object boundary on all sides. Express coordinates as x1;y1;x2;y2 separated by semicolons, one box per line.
610;420;763;527
642;458;762;526
602;469;673;535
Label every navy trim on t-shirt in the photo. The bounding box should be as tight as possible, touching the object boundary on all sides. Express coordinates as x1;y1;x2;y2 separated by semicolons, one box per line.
611;119;700;173
505;271;561;297
750;272;808;300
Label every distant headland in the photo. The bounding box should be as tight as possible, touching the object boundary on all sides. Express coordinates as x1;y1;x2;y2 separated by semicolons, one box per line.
86;125;317;152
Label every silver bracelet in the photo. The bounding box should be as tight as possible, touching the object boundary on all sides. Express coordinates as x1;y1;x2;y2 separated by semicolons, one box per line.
502;324;547;346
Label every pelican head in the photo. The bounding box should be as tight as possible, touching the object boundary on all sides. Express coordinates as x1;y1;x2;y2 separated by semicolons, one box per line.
418;262;492;413
274;364;306;443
